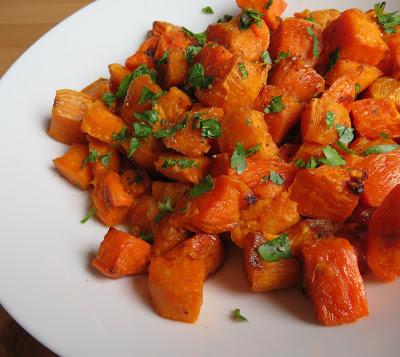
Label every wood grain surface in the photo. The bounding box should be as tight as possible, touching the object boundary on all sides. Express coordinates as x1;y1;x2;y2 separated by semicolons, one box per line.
0;2;92;355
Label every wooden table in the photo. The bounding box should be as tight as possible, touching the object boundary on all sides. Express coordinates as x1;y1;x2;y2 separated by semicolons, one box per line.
0;2;92;355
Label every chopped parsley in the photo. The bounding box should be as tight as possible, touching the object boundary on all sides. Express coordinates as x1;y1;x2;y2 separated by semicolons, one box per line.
112;127;127;142
217;14;233;23
355;83;361;96
362;144;400;156
133;109;158;125
246;144;261;157
102;92;116;107
374;2;400;34
335;124;354;145
138;87;164;105
305;15;316;23
231;142;247;174
189;175;214;197
199;118;221;138
156;51;169;66
202;6;214;14
274;51;290;64
245;117;252;127
306;26;320;58
261;50;272;65
153;116;188;139
325;111;335;129
232;308;248;322
336;141;357;155
101;153;112;167
185;45;202;64
239;9;263;29
318;145;346;166
139;231;153;243
326;47;340;73
264;96;285;113
82;149;98;167
238;62;248;79
187;63;213;89
265;0;273;9
133;122;152;138
80;207;96;224
258;233;291;262
182;27;207;46
295;157;318;169
128;137;140;158
161;158;196;169
380;132;389;139
154;196;175;223
268;171;284;185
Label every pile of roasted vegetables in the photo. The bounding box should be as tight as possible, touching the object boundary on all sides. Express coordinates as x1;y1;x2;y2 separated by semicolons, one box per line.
49;0;400;326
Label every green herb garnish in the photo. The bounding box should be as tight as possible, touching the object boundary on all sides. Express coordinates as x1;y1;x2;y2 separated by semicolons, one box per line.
319;145;346;166
102;92;116;107
306;27;320;58
138;87;164;105
335;124;354;145
326;47;340;73
265;0;273;9
261;50;272;65
232;308;249;322
134;109;158;125
239;8;263;29
182;27;207;46
112;127;127;142
295;157;318;169
264;96;285;113
380;132;389;139
362;144;400;156
128;137;140;158
238;62;248;79
245;144;261;157
269;171;284;185
231;142;247;174
325;111;335;129
133;122;152;138
82;149;98;167
154;196;175;223
139;231;153;243
101;153;112;167
156;51;170;66
187;63;213;89
185;45;202;64
374;2;400;34
199;118;221;138
80;207;96;224
355;83;361;96
202;6;214;14
153;116;188;139
274;51;290;64
189;175;214;197
258;233;291;262
217;14;233;23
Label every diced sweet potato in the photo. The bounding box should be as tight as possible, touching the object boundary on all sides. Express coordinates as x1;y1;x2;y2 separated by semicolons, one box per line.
218;107;278;159
351;99;400;139
295;9;340;30
278;143;300;163
289;166;364;223
349;136;398;155
243;232;300;292
154;27;192;60
207;15;270;62
151;181;190;203
323;9;388;66
158;49;189;88
301;98;351;145
196;58;268;112
291;141;324;163
194;44;234;79
81;78;110;101
125;36;158;71
325;60;382;92
364;76;400;111
92;227;151;278
253;85;304;144
149;234;223;323
81;100;128;144
367;184;400;281
53;144;93;190
269;18;323;67
268;58;325;102
301;237;368;326
322;73;358;110
120;169;151;199
108;63;131;92
155;152;211;184
128;195;159;236
49;89;92;145
87;137;120;176
103;171;134;208
356;149;400;207
156;87;192;125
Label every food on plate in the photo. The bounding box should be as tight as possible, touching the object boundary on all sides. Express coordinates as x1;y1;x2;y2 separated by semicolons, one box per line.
49;0;400;325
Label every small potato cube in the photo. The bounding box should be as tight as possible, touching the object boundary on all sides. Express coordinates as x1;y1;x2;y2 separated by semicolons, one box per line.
81;78;110;101
365;76;400;111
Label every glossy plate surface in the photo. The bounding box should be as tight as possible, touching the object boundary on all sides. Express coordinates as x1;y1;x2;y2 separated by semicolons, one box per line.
0;0;398;356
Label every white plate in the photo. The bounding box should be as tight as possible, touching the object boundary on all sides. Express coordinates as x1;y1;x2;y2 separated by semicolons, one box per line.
0;0;399;356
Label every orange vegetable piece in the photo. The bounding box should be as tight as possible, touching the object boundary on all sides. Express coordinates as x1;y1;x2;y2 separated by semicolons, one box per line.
254;85;304;144
149;234;223;323
295;9;340;30
87;137;120;176
81;100;127;144
349;136;398;155
128;136;164;172
53;144;93;190
92;227;151;278
301;237;368;326
356;149;400;207
268;58;325;102
155;86;192;125
81;78;110;101
367;184;400;281
323;9;388;66
243;232;300;292
301;98;351;145
151;181;190;203
289;166;364;223
125;36;158;71
158;49;189;88
120;169;151;199
291;141;324;163
154;27;192;60
351;99;400;139
322;73;359;110
364;76;400;111
194;43;234;79
108;63;131;92
128;195;159;236
103;171;134;208
49;89;92;145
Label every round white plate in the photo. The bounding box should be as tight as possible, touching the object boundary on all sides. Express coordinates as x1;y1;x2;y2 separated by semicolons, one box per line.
0;0;399;356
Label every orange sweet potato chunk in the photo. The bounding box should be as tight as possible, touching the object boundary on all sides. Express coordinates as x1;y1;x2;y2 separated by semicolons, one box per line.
49;89;92;145
81;100;128;144
289;166;363;223
254;85;304;144
81;78;110;101
103;171;134;208
323;9;388;66
108;64;131;92
156;87;192;125
365;77;400;111
243;232;300;292
295;9;340;30
92;227;151;278
269;18;323;67
158;49;189;88
356;149;400;207
268;58;325;102
125;36;158;71
149;234;223;323
128;195;159;236
367;184;400;281
301;98;351;145
301;237;368;326
322;73;358;110
53;144;93;190
349;136;398;155
87;137;120;176
194;44;234;79
120;169;151;199
351;99;400;139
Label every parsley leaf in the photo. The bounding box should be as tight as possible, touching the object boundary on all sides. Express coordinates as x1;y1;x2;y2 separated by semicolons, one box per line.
245;117;252;127
154;196;175;223
374;2;400;34
112;127;127;142
232;308;248;322
265;0;273;9
185;45;202;64
325;111;335;129
326;47;340;73
128;137;140;158
102;92;116;107
187;63;213;89
318;145;346;166
182;27;207;46
355;83;361;96
202;6;214;14
138;87;164;105
101;153;112;167
238;62;248;79
335;124;354;145
380;131;389;139
239;9;263;29
161;158;195;169
217;14;233;23
295;157;318;169
258;233;291;262
362;144;400;156
133;122;152;138
245;144;261;157
156;51;169;66
269;171;284;185
133;109;158;125
231;142;247;174
80;207;96;224
336;141;357;155
264;96;285;113
139;231;153;243
199;118;221;138
274;51;290;63
261;50;272;65
305;15;316;23
189;175;214;197
153;116;188;139
82;149;98;167
306;26;320;58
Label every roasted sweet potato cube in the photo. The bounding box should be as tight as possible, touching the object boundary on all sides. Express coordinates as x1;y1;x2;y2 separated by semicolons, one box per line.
269;58;325;102
289;166;363;223
156;87;192;125
269;18;323;66
53;144;93;190
81;78;110;101
49;89;92;145
81;100;127;144
196;58;268;112
92;227;151;278
207;15;270;62
351;99;400;139
323;9;388;66
291;141;324;164
301;98;351;145
367;184;400;281
356;149;400;207
154;27;192;60
381;32;400;75
108;63;131;92
295;9;340;30
325;60;382;92
149;234;223;323
278;143;299;163
349;136;398;155
243;232;300;292
158;49;189;88
155;152;211;184
218;107;278;159
254;85;304;144
194;43;234;79
365;76;400;111
87;137;120;176
125;36;158;71
322;74;358;110
128;195;159;236
301;237;368;326
120;169;151;199
103;171;134;208
151;181;190;203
